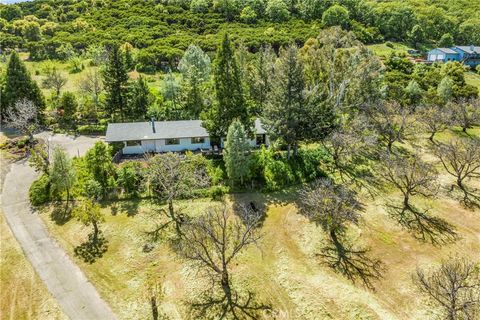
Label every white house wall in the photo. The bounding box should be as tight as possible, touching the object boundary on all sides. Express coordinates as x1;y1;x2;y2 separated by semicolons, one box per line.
122;137;211;154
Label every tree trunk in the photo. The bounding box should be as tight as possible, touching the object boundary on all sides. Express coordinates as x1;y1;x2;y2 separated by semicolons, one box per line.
429;131;435;142
287;144;291;160
92;221;99;243
150;296;159;320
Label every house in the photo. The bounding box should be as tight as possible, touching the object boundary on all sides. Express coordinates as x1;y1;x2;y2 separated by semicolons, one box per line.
427;45;480;67
105;119;269;155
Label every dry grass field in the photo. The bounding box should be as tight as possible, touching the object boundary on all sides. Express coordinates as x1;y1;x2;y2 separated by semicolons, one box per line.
36;128;480;320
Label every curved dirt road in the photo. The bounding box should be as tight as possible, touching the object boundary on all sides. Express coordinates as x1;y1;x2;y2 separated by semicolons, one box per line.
1;134;116;320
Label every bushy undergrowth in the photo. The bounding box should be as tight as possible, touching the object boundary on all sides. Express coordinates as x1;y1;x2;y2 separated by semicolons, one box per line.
29;174;51;206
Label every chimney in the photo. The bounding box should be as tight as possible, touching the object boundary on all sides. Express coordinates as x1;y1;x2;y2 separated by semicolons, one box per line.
471;44;475;52
151;117;156;133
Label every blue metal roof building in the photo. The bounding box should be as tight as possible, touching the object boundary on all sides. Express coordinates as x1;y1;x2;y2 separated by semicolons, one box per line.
427;45;480;67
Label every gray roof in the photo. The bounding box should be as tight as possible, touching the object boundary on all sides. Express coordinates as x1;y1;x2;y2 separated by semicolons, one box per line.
454;46;480;54
106;119;266;142
436;48;457;54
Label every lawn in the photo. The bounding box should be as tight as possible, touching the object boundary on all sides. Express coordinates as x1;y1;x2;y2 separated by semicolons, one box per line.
366;43;414;58
37;128;480;319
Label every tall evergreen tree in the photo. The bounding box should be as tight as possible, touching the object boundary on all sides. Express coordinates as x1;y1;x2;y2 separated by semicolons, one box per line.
1;51;44;119
247;45;276;115
263;45;306;157
202;34;251;138
224;119;251;186
179;44;211;119
103;44;129;121
129;76;150;120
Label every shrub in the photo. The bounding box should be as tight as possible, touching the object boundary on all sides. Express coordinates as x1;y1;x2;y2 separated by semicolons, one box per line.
209;185;229;200
385;41;394;48
116;161;144;197
77;124;106;135
29;174;51;206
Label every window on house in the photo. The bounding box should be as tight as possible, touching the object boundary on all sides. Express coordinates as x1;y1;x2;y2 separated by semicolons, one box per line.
191;137;205;144
126;140;141;146
166;138;180;145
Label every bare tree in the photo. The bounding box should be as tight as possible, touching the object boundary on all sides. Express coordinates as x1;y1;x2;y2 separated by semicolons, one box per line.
368;101;413;152
414;256;480;320
78;68;103;111
6;99;39;142
175;205;269;319
451;98;480;134
321;115;377;181
417;104;452;142
42;65;67;96
434;138;480;208
146;153;209;238
298;178;383;288
381;153;456;244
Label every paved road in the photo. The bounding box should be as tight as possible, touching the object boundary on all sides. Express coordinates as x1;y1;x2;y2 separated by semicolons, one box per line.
1;133;116;320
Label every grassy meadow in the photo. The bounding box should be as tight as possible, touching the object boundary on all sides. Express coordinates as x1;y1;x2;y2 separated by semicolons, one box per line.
36;128;480;320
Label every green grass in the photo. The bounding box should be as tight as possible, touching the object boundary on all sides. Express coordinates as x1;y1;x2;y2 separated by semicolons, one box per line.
465;71;480;91
367;43;414;58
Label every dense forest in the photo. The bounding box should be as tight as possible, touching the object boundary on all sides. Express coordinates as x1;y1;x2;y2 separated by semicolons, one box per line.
0;0;479;70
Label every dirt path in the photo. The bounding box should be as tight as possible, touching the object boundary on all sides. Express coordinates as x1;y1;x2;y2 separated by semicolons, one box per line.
1;133;116;320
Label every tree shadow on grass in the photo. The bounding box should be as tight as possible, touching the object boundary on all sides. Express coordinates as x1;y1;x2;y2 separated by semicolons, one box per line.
449;185;480;210
118;198;141;217
188;288;272;320
50;204;72;225
74;230;108;263
386;204;457;245
319;237;384;290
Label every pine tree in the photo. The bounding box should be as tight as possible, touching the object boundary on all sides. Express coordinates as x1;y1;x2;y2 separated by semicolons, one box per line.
1;51;45;119
129;76;150;120
103;44;129;121
202;34;251;138
263;45;306;158
179;44;211;119
224;119;251;186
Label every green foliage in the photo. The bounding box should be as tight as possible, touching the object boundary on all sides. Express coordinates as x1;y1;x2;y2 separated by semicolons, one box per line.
29;174;51;207
84;141;115;196
202;34;251;138
103;44;129;121
77;124;107;135
73;199;104;228
253;145;326;191
49;146;76;202
224;119;251;186
128;76;151;120
322;5;349;28
57;92;78;129
1;0;478;62
240;6;257;24
1;51;44;119
0;5;22;21
265;0;289;22
438;33;454;48
116;161;144;197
